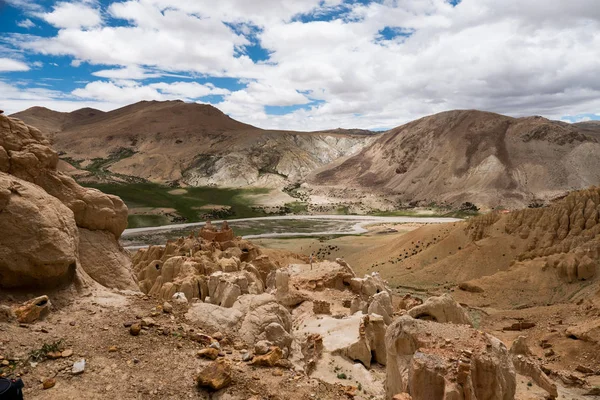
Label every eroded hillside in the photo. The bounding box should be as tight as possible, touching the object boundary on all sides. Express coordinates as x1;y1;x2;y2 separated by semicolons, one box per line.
310;110;600;209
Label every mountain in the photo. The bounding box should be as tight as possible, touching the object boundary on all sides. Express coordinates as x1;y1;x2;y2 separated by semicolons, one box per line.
12;100;378;187
310;110;600;208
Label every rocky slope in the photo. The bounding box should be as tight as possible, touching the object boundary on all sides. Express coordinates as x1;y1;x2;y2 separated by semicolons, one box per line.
310;110;600;209
0;112;136;291
12;101;377;188
350;187;600;309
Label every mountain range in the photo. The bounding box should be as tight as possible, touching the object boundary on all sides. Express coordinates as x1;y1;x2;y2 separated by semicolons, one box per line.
12;102;600;209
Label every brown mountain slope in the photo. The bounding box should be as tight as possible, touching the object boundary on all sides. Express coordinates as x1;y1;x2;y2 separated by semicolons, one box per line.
12;101;376;187
350;187;600;309
310;110;600;208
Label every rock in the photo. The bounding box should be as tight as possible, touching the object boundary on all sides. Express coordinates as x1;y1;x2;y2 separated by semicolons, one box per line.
14;296;51;323
407;294;473;326
346;314;387;368
72;359;85;375
264;323;292;354
78;229;137;290
141;317;156;327
392;394;413;400
0;176;79;289
576;365;594;374
47;351;62;360
108;346;118;352
162;301;173;313
503;321;536;331
350;297;368;314
234;293;292;348
242;352;253;362
172;292;188;304
251;346;283;367
186;302;243;334
565;319;600;343
42;378;56;390
61;349;73;358
195;360;232;391
385;315;516;400
254;340;272;356
130;323;141;336
0;305;15;322
212;331;224;341
368;291;394;325
197;348;220;360
0;114;132;291
313;300;331;315
510;338;558;398
458;282;484;293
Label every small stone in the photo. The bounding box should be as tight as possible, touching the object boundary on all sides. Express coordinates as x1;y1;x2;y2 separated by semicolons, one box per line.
46;351;62;360
123;321;133;328
197;348;220;360
69;321;76;326
42;378;56;390
108;346;118;352
162;302;173;314
61;349;73;358
72;359;85;375
212;332;224;341
272;369;283;376
254;340;272;356
130;323;141;336
209;341;221;350
1;360;9;366
544;349;555;357
251;347;283;367
242;352;254;362
575;364;594;374
141;317;155;327
195;360;231;390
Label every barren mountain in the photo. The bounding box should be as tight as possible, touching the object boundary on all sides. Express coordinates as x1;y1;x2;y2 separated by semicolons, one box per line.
12;101;376;188
310;110;600;208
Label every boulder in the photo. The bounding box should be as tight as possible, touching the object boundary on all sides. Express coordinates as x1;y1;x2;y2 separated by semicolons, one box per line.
234;294;293;348
565;319;600;343
186;302;243;334
0;174;78;288
385;315;516;400
368;291;394;325
0;114;133;291
408;294;473;326
345;314;387;368
78;229;137;290
14;295;51;323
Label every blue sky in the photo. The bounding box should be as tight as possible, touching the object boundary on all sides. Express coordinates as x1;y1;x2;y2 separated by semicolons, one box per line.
0;0;599;130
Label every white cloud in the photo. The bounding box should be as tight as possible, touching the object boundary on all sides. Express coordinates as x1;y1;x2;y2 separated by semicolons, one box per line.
17;19;36;29
40;2;102;29
72;80;230;103
0;58;30;72
6;0;600;130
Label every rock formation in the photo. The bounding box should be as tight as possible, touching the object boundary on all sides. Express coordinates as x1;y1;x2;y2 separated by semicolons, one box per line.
0;114;135;290
385;315;516;400
407;293;473;326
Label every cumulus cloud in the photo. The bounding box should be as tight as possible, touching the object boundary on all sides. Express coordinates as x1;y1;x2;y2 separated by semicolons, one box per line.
40;1;102;29
5;0;600;129
0;58;30;72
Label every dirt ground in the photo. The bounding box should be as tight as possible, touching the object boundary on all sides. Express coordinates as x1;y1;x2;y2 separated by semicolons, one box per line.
0;289;358;400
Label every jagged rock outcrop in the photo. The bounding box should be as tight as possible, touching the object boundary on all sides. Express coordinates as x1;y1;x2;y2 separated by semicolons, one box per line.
133;232;273;302
0;114;134;290
510;336;558;398
345;314;387;368
385;315;516;400
408;294;473;326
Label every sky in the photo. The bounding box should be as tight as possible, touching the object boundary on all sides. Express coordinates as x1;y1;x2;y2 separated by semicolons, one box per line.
0;0;599;130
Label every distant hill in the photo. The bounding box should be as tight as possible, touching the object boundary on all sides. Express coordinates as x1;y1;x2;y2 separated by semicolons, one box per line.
310;110;600;208
13;100;378;187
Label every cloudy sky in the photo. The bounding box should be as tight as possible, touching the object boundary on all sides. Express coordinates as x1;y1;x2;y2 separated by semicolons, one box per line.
0;0;599;130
